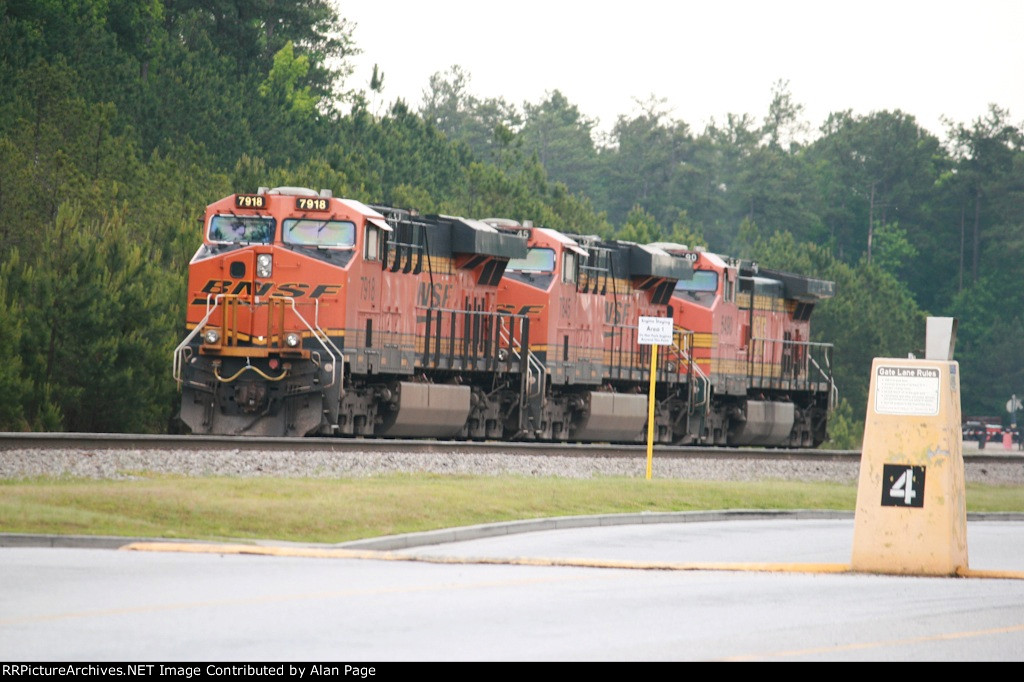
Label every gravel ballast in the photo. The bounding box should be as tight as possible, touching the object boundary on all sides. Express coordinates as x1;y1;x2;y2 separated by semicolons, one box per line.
1;446;1022;485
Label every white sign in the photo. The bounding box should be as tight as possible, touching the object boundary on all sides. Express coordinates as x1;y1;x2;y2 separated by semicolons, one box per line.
637;316;673;346
1007;396;1021;413
874;365;940;416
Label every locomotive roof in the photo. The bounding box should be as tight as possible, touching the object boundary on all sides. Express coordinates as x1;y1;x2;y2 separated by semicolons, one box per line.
758;267;836;301
651;241;834;301
533;227;590;256
739;261;835;301
443;215;529;259
649;242;729;270
336;198;387;219
629;242;693;281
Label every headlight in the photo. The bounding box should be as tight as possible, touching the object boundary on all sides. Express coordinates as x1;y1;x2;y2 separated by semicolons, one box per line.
256;253;273;278
203;329;221;345
285;332;301;348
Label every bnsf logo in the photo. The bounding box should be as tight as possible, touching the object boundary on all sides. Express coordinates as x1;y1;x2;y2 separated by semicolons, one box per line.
192;279;341;304
605;301;633;324
417;282;453;307
496;303;544;316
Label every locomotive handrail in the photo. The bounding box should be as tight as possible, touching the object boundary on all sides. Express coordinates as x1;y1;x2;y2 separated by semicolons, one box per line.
497;316;544;400
808;347;839;412
419;306;533;378
173;307;218;384
670;327;711;417
747;336;834;393
285;297;345;391
494;313;544;440
172;294;344;392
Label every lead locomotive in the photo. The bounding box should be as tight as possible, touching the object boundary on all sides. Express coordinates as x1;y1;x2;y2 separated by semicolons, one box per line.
174;187;835;445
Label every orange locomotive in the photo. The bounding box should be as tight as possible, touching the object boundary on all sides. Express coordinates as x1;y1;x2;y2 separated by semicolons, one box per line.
489;221;693;443
174;187;530;438
173;187;836;446
654;244;836;447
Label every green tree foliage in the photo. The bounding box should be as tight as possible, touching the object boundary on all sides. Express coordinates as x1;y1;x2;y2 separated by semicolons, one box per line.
804;110;943;268
819;398;863;450
870;221;918;278
418;66;523;167
343;99;472;203
665;211;708;250
1;3;1021;438
945;106;1024;288
754;231;926;421
519;91;601;197
949;279;1024;418
598;99;696;229
727;83;824;249
161;0;354;98
0;254;31;430
28;203;178;432
617;205;664;244
258;41;318;117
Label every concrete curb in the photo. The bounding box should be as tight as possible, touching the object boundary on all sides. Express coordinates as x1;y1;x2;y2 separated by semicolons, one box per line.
5;510;1023;552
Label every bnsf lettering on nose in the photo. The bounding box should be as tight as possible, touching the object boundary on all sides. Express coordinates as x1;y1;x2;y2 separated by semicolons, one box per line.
605;301;632;324
417;282;452;307
196;280;341;299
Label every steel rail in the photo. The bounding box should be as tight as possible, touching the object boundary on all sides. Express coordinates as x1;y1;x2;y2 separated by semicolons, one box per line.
1;432;1021;466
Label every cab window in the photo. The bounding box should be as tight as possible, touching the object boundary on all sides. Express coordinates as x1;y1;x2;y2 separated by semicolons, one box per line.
364;225;381;262
674;269;718;307
561;251;577;284
208;215;275;244
283;219;356;248
507;247;555;273
675;270;718;293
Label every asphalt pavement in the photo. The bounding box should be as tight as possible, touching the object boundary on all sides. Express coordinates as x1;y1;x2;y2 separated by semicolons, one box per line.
3;511;1024;661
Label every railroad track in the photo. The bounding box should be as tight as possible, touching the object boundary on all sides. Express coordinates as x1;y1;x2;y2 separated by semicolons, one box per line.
1;432;1021;484
0;431;863;459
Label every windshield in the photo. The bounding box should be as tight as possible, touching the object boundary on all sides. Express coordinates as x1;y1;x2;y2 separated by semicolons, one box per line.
507;247;555;273
209;215;275;244
674;269;718;293
283;218;356;247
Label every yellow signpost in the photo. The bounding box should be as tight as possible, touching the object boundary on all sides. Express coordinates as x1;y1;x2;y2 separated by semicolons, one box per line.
638;316;674;480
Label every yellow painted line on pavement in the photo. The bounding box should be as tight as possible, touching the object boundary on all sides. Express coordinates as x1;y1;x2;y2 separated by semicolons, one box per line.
123;542;1024;578
122;542;845;574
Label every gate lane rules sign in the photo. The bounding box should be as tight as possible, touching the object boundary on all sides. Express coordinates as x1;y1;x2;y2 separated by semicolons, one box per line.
874;365;940;416
638;316;673;346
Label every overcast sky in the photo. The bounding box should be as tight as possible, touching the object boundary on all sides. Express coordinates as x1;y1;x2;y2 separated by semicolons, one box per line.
337;0;1023;141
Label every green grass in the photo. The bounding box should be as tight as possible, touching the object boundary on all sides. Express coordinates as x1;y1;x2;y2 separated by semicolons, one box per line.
1;474;1022;544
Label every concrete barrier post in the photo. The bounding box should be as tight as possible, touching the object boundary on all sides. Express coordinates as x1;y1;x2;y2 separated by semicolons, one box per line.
851;326;968;575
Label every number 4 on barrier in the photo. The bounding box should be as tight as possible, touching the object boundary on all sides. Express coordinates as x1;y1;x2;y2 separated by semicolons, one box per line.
881;464;926;508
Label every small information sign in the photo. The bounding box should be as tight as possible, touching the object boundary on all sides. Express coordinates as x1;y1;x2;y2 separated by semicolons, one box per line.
638;316;673;346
